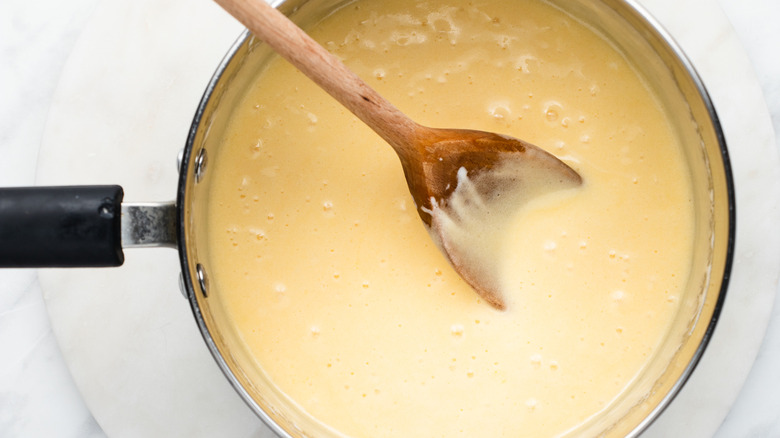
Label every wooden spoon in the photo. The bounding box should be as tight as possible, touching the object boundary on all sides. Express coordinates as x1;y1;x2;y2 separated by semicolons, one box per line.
214;0;582;309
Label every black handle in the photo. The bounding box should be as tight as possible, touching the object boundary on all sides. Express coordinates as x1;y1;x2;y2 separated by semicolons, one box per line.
0;185;124;267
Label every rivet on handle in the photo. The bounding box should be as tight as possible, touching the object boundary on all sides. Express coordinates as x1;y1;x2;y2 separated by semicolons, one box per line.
195;148;208;183
196;263;209;298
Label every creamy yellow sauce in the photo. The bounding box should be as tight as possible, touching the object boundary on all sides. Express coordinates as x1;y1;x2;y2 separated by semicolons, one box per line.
207;0;694;436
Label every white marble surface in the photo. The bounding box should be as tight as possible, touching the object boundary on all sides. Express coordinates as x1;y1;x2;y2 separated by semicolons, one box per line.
1;0;779;437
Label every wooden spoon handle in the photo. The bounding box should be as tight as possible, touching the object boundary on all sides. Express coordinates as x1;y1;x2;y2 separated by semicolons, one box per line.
214;0;421;151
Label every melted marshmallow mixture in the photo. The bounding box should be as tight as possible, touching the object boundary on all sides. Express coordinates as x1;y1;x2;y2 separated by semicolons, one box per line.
206;0;694;436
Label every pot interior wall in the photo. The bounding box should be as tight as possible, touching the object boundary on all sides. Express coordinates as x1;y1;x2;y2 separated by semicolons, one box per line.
179;0;732;436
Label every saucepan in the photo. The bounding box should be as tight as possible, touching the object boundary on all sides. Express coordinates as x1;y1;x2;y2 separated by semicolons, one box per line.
0;0;733;436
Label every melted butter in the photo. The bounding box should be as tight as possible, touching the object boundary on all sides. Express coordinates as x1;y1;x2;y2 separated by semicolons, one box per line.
206;0;694;436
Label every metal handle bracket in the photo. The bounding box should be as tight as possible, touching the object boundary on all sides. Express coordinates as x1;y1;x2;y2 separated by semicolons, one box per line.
121;203;178;248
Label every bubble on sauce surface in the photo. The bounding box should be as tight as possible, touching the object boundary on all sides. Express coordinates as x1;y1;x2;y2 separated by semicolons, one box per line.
430;18;451;33
391;30;427;46
488;101;511;119
496;34;515;49
610;290;625;302
544;102;562;122
250;228;266;241
250;139;263;155
515;55;538;73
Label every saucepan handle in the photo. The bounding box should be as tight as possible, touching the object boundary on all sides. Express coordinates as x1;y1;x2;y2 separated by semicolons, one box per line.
0;185;124;267
0;185;177;268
